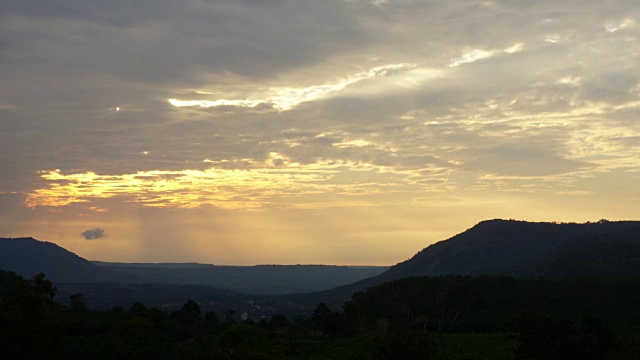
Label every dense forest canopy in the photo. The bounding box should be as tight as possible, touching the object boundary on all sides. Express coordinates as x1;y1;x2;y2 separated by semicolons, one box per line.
2;269;640;359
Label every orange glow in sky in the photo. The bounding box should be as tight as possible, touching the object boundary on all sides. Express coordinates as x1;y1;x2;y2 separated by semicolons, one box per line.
2;1;640;265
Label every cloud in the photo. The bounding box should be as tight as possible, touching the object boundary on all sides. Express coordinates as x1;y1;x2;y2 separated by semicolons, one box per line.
1;1;639;224
0;0;370;84
81;228;106;240
24;154;437;210
168;63;416;111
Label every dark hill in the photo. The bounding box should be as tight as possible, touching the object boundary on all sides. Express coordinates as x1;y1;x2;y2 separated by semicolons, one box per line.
0;237;123;283
0;237;387;295
307;219;640;308
93;262;388;295
532;234;640;278
382;219;640;280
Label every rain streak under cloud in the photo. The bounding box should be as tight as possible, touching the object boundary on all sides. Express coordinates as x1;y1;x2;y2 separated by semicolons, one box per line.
1;0;640;265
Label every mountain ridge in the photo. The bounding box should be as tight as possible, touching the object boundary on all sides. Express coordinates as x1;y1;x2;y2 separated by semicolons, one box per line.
0;237;124;283
312;219;640;306
4;219;640;312
0;237;388;295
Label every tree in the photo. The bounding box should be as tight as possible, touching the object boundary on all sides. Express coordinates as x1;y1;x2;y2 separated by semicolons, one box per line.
204;311;219;331
129;301;147;316
169;300;202;341
181;299;201;317
69;293;86;311
270;314;290;328
312;303;342;335
224;309;236;323
341;300;360;336
514;310;577;360
0;272;60;359
31;272;56;306
214;324;282;360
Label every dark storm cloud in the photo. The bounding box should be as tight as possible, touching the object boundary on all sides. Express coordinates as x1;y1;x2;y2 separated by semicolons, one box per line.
0;0;181;25
0;0;369;83
81;228;106;240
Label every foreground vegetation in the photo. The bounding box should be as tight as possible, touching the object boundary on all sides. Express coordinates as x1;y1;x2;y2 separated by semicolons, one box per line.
2;269;640;359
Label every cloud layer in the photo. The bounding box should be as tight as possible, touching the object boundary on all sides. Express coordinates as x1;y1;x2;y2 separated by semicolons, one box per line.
1;0;639;264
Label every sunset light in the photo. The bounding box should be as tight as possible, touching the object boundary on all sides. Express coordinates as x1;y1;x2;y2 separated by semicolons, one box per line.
1;0;639;266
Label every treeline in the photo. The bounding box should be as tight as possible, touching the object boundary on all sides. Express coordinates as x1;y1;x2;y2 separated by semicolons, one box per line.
2;269;640;359
350;275;640;359
352;275;640;333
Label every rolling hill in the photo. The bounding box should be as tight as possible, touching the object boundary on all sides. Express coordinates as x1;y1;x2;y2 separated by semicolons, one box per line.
380;219;640;280
0;237;124;283
310;219;640;308
0;237;388;295
92;262;388;295
4;219;640;313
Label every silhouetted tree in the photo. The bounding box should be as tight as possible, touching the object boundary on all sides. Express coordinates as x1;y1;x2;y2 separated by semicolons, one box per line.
69;293;86;311
224;309;236;323
128;301;147;316
341;300;360;336
312;303;343;335
269;314;290;329
169;300;202;341
0;272;60;359
204;311;219;331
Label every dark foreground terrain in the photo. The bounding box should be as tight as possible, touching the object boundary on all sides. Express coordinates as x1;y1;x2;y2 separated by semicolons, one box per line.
2;269;640;359
3;219;640;358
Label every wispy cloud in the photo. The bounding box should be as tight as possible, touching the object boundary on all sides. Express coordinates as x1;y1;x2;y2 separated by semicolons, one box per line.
449;43;524;67
168;63;415;111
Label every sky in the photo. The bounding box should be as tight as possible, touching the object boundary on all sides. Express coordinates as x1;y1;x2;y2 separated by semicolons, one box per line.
1;0;639;265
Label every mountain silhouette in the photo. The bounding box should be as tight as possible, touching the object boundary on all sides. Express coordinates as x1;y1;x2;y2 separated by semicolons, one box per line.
4;219;640;312
0;237;387;295
382;219;640;279
0;237;123;283
313;219;640;306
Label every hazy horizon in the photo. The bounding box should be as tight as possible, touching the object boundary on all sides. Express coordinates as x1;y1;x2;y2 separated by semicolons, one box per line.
90;259;390;267
2;1;639;265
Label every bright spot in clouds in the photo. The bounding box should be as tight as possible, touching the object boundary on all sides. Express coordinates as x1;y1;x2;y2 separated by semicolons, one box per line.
169;63;416;111
605;19;634;32
449;44;524;67
25;154;425;210
168;98;265;109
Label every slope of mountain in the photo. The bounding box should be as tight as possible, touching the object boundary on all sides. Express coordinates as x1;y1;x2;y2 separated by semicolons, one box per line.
384;219;640;280
530;234;640;278
0;237;388;295
0;237;123;283
308;219;640;308
5;219;640;313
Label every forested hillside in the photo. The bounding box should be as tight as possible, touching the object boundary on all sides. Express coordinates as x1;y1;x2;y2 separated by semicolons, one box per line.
328;219;640;298
3;269;640;359
0;237;125;283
